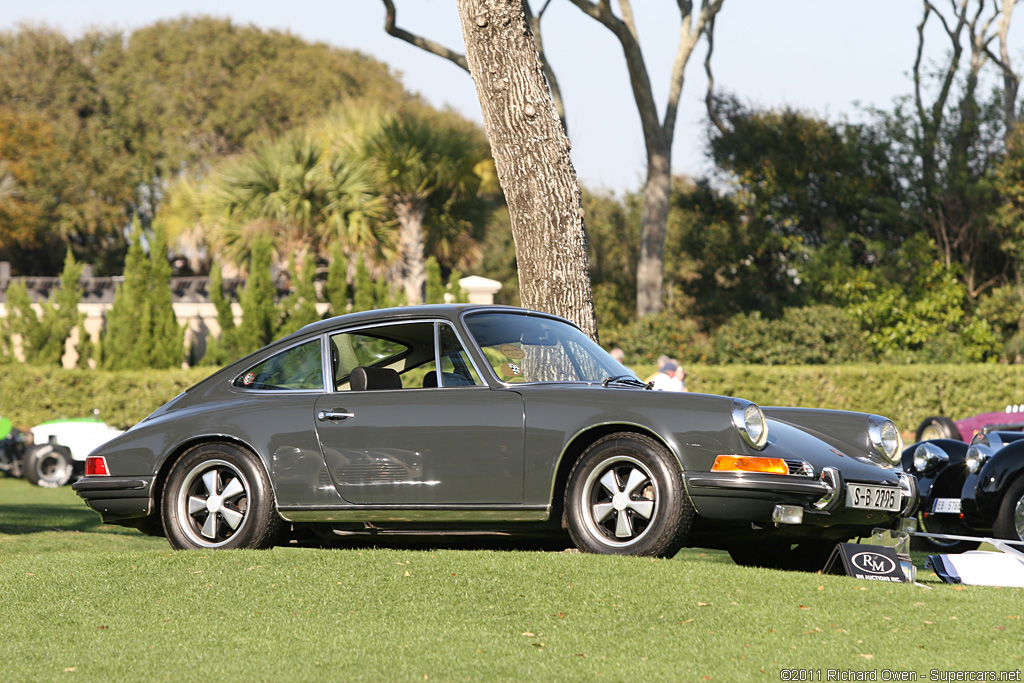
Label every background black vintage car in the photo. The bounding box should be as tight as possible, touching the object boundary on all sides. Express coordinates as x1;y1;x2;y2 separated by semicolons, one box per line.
906;429;1024;550
74;305;917;567
903;438;979;552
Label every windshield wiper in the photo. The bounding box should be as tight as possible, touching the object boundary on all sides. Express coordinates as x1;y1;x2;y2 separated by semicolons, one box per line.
601;375;651;389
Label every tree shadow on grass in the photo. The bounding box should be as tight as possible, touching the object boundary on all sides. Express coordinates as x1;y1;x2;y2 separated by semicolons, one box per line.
0;502;105;535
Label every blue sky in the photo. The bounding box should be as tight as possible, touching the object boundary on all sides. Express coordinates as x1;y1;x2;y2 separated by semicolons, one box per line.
1;1;1019;193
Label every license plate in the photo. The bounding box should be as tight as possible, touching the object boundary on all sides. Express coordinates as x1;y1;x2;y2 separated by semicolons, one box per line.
931;498;961;514
846;484;900;511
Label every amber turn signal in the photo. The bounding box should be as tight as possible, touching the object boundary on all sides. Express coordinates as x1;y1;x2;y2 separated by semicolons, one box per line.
711;454;788;475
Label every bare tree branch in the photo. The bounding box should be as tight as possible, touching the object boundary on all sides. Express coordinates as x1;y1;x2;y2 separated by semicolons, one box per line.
665;1;722;141
704;9;727;135
382;0;470;72
567;0;663;160
983;0;1021;136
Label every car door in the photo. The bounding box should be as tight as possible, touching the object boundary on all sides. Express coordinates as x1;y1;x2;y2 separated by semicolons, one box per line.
314;320;526;505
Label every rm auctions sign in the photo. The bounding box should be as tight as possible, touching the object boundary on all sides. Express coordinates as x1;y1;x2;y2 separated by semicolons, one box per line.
823;543;908;582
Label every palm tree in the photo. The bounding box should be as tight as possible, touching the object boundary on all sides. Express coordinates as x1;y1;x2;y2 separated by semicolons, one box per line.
359;111;496;304
208;134;326;269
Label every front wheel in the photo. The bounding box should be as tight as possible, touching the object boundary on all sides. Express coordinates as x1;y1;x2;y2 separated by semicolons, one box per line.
910;511;980;553
162;443;284;550
23;444;73;488
915;416;959;442
993;476;1024;543
564;433;693;557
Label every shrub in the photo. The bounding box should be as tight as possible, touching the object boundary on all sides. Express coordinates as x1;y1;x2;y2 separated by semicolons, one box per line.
601;313;710;366
707;305;870;365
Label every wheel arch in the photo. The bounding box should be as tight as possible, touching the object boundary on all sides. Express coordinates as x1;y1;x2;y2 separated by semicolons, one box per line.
151;435;277;522
977;447;1024;520
549;423;678;526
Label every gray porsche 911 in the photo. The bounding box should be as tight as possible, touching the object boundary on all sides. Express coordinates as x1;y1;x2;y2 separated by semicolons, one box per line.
74;305;917;566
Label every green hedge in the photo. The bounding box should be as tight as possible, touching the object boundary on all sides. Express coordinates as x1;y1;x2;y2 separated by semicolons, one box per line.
628;363;1024;436
2;367;214;431
5;364;1024;436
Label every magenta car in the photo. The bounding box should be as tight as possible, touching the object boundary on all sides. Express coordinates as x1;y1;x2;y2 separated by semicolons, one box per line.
915;407;1024;442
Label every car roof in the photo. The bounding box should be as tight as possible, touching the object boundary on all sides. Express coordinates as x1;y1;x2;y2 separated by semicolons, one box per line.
288;304;565;339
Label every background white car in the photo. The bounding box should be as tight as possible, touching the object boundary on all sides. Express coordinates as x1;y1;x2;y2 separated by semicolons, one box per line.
23;417;125;488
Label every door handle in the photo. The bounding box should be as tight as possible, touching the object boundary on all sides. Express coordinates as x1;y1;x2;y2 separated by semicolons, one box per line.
318;410;355;421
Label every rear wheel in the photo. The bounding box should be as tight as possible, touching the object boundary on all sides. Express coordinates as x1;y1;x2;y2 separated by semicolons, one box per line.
162;443;284;550
994;476;1024;543
23;444;73;488
915;416;959;442
564;433;692;557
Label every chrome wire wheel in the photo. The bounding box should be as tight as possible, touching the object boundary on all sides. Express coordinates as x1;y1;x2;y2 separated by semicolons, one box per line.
175;459;251;548
579;455;659;548
1014;496;1024;541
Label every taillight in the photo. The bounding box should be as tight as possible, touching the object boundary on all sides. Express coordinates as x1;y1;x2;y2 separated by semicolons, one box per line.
85;456;109;476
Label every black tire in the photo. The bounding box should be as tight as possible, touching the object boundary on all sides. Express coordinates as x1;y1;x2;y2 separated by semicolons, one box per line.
0;447;22;478
564;433;693;557
729;542;836;572
915;416;960;442
910;511;980;553
23;444;74;488
993;475;1024;543
162;442;284;550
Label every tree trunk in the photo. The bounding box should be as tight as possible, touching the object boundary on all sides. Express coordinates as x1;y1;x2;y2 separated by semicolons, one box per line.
395;200;426;305
456;0;597;340
637;150;671;316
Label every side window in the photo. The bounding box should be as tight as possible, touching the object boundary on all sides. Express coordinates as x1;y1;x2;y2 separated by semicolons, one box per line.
435;324;482;387
330;325;420;390
234;339;323;391
328;322;483;390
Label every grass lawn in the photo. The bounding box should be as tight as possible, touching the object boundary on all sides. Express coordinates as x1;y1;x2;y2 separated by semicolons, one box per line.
1;477;1022;683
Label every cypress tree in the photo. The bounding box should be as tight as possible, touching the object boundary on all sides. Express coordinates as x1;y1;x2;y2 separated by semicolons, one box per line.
6;250;84;366
0;312;11;364
202;261;237;365
325;243;348;316
102;218;185;369
147;226;185;369
36;250;85;365
278;253;320;337
447;269;467;303
4;281;38;362
425;256;444;304
74;317;92;369
102;218;148;370
352;255;375;312
375;277;403;308
236;234;279;354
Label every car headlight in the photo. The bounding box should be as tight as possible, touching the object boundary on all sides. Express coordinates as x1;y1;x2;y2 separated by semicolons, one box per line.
912;443;949;474
868;416;902;465
966;444;993;474
971;431;1004;451
731;399;768;450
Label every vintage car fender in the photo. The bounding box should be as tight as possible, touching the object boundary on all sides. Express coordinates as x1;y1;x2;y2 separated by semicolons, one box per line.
902;438;969;503
970;437;1024;523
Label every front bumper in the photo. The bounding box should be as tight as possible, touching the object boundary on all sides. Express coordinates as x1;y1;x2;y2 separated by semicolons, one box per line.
683;468;918;530
72;475;154;522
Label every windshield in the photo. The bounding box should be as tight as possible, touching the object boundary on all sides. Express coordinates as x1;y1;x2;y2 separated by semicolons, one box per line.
465;312;634;383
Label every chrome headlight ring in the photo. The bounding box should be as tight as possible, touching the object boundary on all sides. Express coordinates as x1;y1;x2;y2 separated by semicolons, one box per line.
731;399;768;450
912;442;949;475
966;444;993;474
868;415;903;465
